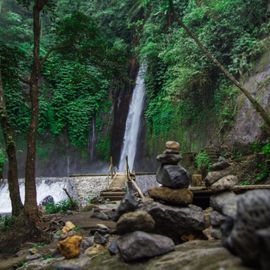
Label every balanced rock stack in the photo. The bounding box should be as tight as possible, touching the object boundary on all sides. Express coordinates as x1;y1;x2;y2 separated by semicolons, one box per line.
149;141;193;206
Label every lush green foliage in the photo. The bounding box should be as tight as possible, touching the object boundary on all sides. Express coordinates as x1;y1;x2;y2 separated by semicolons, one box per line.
195;151;211;171
0;215;15;231
1;0;269;163
137;0;270;152
44;199;78;214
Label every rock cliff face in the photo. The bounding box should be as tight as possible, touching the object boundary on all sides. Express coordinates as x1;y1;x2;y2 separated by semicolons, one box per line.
227;49;270;145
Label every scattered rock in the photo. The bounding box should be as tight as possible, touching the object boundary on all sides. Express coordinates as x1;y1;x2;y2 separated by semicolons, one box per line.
210;175;238;191
156;153;181;165
80;237;94;253
116;211;155;235
57;235;82;259
141;200;205;243
84;244;106;256
94;232;108;245
156;165;190;189
166;141;180;151
117;231;175;262
204;170;231;186
88;240;250;270
148;187;193;206
223;190;270;267
92;211;110;220
108;240;119;256
210;191;238;218
89;224;110;236
40;195;54;206
210;211;227;227
114;192;139;221
62;221;76;234
25;253;42;261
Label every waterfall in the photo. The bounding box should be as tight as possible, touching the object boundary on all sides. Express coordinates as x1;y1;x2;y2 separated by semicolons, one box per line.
118;64;147;171
0;178;77;214
89;117;96;161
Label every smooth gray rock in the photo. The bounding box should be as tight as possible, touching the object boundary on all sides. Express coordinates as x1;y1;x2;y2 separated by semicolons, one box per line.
156;165;190;189
108;240;119;256
223;190;270;267
141;200;205;243
117;231;175;262
210;191;238;218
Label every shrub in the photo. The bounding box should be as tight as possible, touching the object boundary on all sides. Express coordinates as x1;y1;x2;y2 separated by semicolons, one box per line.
44;199;78;214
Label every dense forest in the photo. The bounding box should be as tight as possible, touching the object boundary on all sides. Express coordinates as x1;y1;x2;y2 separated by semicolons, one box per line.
0;0;270;174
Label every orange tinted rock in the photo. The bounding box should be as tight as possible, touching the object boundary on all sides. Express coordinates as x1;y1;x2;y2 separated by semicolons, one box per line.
57;235;82;259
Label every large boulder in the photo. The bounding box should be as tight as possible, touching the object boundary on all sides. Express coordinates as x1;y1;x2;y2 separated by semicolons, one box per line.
117;231;175;262
223;190;270;267
210;175;238;192
257;227;270;270
205;170;231;186
141;200;205;243
156;165;190;189
116;211;155;235
210;191;238;218
148;187;193;206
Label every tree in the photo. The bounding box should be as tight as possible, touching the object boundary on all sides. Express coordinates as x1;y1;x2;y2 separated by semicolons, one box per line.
134;0;270;134
0;69;23;216
19;0;49;222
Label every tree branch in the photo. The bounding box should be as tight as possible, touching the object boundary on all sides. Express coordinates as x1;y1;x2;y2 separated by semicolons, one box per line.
40;44;70;66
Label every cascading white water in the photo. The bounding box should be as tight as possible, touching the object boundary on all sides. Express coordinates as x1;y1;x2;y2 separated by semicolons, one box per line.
118;64;147;171
0;178;77;214
89;117;96;161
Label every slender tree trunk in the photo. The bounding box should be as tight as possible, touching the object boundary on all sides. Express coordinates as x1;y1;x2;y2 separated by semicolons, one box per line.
0;70;23;216
24;0;48;221
169;0;270;134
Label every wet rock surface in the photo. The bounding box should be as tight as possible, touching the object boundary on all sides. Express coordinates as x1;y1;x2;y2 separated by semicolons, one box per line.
223;190;270;267
117;231;175;262
87;240;251;270
148;187;193;206
116;211;155;235
210;191;238;218
156;153;181;165
141;200;205;243
156;165;190;189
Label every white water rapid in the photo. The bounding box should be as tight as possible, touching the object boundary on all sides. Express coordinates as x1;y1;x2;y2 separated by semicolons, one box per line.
0;178;77;214
118;64;147;171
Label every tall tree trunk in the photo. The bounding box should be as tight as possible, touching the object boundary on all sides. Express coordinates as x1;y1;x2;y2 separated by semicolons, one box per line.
169;0;270;134
24;0;48;221
0;70;23;216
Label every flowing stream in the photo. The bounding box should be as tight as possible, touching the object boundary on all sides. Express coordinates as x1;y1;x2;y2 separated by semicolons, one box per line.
118;64;147;171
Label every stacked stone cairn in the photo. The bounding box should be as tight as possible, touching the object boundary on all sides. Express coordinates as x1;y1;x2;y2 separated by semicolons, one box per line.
148;141;193;206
